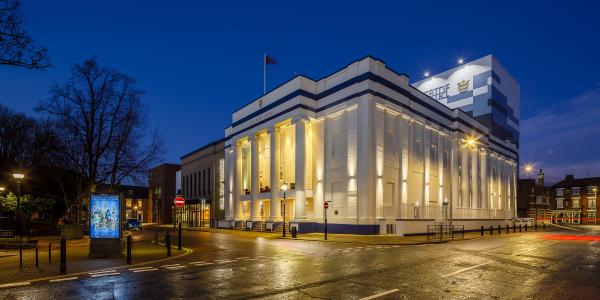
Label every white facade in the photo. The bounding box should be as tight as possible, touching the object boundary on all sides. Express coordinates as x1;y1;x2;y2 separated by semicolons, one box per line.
223;56;519;235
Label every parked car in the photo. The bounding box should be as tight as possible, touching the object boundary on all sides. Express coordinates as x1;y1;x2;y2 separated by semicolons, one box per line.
124;218;142;230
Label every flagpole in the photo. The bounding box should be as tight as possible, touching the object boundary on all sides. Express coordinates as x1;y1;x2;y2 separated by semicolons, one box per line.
263;53;266;94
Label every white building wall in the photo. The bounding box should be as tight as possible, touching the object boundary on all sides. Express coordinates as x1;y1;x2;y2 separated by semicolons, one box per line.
222;56;519;234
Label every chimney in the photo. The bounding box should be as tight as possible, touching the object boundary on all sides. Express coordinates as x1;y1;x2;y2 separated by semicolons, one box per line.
536;169;544;187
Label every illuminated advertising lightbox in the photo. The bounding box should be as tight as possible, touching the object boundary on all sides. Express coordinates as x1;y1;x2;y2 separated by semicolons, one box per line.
90;194;121;239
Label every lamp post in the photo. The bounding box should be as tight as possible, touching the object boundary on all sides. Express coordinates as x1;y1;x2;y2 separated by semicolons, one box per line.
12;173;25;237
281;183;288;237
593;187;598;225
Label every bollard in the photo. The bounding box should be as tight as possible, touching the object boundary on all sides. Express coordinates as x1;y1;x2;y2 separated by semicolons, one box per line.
543;223;546;231
48;242;52;263
481;226;484;236
506;224;509;234
126;234;132;265
35;245;39;268
498;225;501;235
166;232;172;257
513;225;516;233
519;224;522;232
490;226;493;235
535;223;538;231
60;238;66;275
178;222;182;251
19;245;23;269
525;224;528;232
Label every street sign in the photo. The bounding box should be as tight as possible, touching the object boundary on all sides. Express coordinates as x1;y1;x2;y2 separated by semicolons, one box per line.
174;195;185;207
324;202;329;209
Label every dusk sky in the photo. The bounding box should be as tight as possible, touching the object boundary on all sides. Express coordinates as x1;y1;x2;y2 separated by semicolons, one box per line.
1;0;599;183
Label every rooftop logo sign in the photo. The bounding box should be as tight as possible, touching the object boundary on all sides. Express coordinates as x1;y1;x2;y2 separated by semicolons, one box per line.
457;79;470;93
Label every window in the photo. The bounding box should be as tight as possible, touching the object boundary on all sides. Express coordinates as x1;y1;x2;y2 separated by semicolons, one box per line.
203;170;207;196
572;198;580;208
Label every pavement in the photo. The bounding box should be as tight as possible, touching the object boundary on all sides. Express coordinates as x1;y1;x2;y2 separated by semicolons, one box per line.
1;223;598;299
151;223;549;245
0;231;190;285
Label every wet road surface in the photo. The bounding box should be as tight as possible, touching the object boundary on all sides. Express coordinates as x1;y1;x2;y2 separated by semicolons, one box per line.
1;226;599;299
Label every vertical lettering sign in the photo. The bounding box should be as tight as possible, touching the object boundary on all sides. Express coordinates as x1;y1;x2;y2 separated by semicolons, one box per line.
90;194;121;239
219;158;225;210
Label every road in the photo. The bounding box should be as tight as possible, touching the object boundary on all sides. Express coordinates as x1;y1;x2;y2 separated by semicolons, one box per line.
1;225;599;299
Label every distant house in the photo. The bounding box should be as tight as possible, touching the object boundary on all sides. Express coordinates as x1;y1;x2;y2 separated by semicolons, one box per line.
549;175;599;224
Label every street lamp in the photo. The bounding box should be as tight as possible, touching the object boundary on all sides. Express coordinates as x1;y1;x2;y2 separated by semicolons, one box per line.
12;173;25;237
523;164;536;226
593;187;598;225
281;183;288;237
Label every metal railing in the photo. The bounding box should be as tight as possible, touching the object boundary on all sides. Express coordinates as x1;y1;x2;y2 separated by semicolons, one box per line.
426;224;465;241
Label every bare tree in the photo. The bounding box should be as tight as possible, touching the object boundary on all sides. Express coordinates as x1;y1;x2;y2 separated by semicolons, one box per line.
0;0;49;69
37;58;164;199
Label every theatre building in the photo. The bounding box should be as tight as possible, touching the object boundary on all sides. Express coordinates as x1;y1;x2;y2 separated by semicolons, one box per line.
222;55;519;235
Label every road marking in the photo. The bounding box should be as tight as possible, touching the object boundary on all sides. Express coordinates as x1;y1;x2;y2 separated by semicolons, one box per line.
133;268;158;273
215;259;236;264
161;263;181;267
129;266;155;271
236;256;251;260
91;272;120;277
49;277;78;282
359;288;400;300
442;261;493;278
166;265;187;270
0;281;31;288
89;270;118;275
190;262;214;266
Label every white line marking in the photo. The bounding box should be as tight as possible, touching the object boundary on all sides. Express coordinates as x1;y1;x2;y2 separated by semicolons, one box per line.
49;277;78;282
215;260;235;264
88;270;117;275
190;261;207;264
161;264;180;267
359;288;400;300
0;281;31;288
236;256;251;260
91;272;120;277
133;268;158;273
129;266;155;271
190;262;214;266
442;262;493;278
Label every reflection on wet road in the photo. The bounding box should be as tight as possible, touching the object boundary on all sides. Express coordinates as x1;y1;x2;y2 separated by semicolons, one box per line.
2;226;600;299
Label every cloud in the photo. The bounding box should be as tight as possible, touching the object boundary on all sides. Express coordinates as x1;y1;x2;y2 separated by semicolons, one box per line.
520;87;600;184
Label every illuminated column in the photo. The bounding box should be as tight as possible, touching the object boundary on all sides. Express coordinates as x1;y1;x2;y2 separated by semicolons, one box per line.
314;120;325;221
438;133;444;205
250;135;260;220
224;146;231;220
357;95;376;224
480;148;488;210
460;143;469;208
268;127;281;221
294;117;308;220
423;127;431;210
471;146;479;208
232;141;241;220
450;136;460;217
399;116;409;219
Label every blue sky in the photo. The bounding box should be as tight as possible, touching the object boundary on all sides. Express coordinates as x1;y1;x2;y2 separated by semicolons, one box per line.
1;0;599;183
